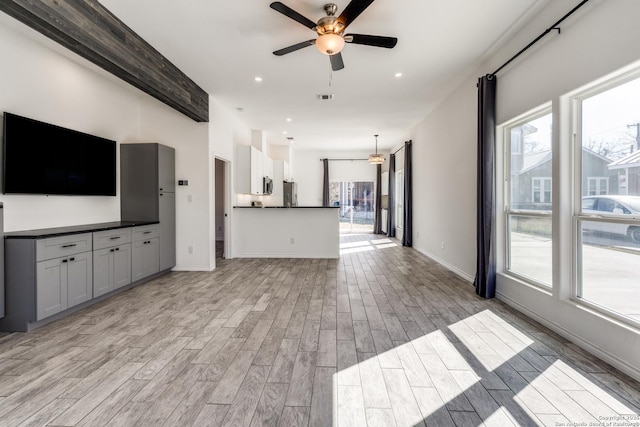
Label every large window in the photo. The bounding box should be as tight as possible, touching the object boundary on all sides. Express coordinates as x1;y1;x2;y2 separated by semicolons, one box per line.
574;75;640;322
329;181;375;233
504;111;553;287
396;170;404;230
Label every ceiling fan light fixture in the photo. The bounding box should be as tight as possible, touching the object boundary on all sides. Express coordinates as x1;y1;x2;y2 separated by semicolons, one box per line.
368;134;385;164
315;33;345;55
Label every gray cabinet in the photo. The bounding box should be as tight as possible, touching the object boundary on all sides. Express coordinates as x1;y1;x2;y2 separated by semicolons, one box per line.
93;229;131;297
159;192;176;271
34;233;93;321
132;225;160;282
1;222;164;332
121;143;176;271
38;251;92;319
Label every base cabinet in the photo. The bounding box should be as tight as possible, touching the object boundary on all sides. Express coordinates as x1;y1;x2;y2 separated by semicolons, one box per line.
132;238;159;282
93;245;132;298
1;222;162;333
36;251;92;321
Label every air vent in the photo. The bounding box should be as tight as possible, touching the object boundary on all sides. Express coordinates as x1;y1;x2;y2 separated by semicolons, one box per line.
286;137;294;141
316;94;334;100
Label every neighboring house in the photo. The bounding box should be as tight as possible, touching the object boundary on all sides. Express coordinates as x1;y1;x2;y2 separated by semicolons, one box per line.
511;148;618;210
607;150;640;196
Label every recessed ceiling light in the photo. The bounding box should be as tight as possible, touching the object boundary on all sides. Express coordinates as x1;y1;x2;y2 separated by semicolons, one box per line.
254;76;263;82
283;131;288;135
394;72;403;78
286;118;292;122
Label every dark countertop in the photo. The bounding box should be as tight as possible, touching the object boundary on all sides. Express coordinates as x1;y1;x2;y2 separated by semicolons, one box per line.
5;220;159;239
233;206;339;209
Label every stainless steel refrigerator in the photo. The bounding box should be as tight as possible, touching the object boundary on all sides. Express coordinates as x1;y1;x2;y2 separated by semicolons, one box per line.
283;181;298;207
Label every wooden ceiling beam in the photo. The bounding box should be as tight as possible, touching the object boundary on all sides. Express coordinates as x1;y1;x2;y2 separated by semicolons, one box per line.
0;0;209;122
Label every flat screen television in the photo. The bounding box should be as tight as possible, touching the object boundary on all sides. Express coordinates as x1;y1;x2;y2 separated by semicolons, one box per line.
2;112;116;196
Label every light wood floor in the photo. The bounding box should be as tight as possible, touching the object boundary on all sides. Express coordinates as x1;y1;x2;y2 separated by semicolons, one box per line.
0;233;639;426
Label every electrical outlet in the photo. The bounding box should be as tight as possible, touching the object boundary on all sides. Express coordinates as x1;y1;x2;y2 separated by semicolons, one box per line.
188;246;193;254
187;195;193;203
441;241;445;250
290;237;295;244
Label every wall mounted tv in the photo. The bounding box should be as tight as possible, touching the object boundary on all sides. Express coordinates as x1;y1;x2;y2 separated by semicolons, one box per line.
2;112;116;196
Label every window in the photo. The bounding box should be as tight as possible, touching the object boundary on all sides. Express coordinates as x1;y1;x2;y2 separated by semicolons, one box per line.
574;74;640;323
330;181;375;233
587;177;609;195
504;110;553;287
532;177;552;203
396;170;404;229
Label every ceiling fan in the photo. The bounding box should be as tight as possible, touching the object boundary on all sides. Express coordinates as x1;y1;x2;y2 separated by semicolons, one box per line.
270;0;398;71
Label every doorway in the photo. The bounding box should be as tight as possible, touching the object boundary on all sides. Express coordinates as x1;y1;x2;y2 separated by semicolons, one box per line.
214;158;228;260
330;180;375;234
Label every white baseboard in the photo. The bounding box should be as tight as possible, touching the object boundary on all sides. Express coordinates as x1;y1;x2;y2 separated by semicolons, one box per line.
497;291;640;383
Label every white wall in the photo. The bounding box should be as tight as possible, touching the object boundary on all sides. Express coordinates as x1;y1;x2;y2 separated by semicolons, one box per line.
0;20;135;230
408;81;478;281
208;98;252;267
0;16;214;272
293;149;383;206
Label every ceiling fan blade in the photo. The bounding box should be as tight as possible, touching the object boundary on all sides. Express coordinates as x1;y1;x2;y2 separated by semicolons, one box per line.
273;39;316;56
270;2;316;30
336;0;375;28
330;53;344;71
345;34;398;49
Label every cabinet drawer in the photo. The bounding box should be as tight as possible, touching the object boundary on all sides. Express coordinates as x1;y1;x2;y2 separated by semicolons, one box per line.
93;228;132;250
132;224;159;242
36;233;92;262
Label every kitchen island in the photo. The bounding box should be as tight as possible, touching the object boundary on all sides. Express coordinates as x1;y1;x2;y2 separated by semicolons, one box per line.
232;206;339;258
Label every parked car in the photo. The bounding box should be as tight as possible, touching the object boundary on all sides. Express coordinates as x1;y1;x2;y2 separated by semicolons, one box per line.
582;195;640;242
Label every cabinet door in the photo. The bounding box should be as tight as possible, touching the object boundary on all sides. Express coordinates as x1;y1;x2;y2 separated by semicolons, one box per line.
250;147;264;194
131;240;145;283
143;238;160;277
67;251;93;308
36;258;68;320
158;144;176;192
159;192;176;271
113;244;132;289
93;247;114;298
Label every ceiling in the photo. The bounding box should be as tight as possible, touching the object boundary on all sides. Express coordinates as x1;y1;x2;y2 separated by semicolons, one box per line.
93;0;546;151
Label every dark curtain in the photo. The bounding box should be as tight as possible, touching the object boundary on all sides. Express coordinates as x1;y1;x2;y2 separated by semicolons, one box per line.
402;141;412;247
474;74;497;299
373;164;383;234
322;158;330;207
386;154;396;238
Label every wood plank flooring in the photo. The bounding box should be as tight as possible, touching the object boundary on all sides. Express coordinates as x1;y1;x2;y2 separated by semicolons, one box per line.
1;233;639;426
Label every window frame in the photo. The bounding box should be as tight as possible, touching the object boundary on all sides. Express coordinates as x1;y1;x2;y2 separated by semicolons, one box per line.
395;170;404;230
501;105;553;288
570;68;640;324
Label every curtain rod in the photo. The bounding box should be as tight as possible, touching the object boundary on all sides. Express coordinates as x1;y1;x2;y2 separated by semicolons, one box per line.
319;158;368;161
490;0;591;76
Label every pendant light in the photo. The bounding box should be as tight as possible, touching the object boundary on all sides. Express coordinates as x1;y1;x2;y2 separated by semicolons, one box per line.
368;134;385;164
